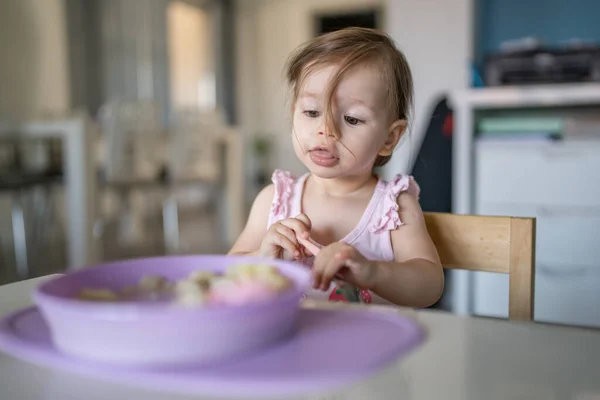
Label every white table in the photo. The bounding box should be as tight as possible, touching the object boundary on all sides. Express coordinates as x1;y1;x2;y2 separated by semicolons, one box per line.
0;115;99;269
1;276;600;400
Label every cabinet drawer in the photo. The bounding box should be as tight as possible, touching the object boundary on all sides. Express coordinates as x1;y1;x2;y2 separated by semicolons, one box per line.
535;264;600;328
475;141;600;208
476;203;600;269
472;266;600;328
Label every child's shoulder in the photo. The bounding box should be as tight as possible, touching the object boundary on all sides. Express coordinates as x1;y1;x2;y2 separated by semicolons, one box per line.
269;168;307;202
380;174;420;200
248;169;301;226
270;169;301;187
254;183;275;206
252;169;297;204
244;184;275;231
369;174;421;233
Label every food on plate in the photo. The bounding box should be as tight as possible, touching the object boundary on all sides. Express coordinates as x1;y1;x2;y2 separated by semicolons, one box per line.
78;288;119;302
139;275;170;292
76;263;293;307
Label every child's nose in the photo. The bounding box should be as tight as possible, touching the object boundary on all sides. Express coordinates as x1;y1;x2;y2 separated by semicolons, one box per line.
317;124;338;138
317;117;338;138
317;130;339;139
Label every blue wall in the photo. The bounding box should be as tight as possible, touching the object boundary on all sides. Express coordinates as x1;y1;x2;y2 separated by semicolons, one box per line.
476;0;600;63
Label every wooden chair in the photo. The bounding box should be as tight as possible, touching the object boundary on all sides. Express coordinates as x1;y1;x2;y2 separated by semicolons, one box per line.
423;212;536;321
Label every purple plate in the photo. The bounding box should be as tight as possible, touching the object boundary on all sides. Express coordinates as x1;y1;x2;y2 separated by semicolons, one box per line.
33;255;310;367
0;306;425;398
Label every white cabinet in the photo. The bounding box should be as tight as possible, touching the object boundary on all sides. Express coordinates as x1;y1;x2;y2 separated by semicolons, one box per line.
474;140;600;328
476;140;600;208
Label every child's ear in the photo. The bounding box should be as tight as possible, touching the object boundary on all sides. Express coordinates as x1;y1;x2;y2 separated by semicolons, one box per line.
378;119;407;157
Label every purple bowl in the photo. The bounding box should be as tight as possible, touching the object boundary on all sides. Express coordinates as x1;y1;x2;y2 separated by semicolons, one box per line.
33;255;310;367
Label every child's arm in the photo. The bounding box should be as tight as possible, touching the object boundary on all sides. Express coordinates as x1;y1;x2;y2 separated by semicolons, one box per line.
370;192;444;307
310;191;443;307
228;185;275;256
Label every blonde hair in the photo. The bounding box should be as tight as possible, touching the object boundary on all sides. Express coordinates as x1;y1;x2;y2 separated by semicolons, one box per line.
285;27;414;167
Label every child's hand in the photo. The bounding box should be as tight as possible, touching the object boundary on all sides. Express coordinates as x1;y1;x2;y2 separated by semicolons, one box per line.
259;213;312;260
311;243;377;291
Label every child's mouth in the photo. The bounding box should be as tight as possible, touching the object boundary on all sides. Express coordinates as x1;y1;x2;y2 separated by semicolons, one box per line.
309;147;339;167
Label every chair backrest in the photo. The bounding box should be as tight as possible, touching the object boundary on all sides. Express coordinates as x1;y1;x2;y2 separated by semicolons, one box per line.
423;212;536;321
98;100;166;182
167;108;224;182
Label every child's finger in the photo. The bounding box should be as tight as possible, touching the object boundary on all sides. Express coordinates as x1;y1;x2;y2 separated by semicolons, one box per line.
275;224;299;247
319;256;345;291
342;257;362;270
297;236;320;256
280;219;310;239
295;213;312;230
271;233;301;259
311;256;326;289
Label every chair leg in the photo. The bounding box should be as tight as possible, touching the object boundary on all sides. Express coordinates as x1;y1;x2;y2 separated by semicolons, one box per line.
11;196;29;280
162;194;179;255
30;185;50;272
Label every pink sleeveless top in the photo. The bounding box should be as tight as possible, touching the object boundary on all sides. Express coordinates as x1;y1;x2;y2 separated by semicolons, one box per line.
267;170;420;304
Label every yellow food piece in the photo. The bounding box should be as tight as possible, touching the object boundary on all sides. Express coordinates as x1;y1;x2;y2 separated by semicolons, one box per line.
174;280;204;295
119;286;138;296
78;288;119;302
210;277;236;292
259;273;291;291
138;275;168;292
174;278;210;307
176;292;207;307
226;263;291;291
188;270;215;283
226;263;277;279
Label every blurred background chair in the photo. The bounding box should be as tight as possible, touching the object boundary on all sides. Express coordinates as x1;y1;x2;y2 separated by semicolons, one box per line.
96;100;168;257
95;102;228;259
0;137;63;284
163;108;225;254
100;100;166;184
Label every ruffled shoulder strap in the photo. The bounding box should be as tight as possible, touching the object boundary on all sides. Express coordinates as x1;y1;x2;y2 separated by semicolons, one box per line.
369;174;420;233
268;169;297;226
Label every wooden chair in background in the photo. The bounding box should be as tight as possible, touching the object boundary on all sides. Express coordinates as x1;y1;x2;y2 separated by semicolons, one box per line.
424;212;536;321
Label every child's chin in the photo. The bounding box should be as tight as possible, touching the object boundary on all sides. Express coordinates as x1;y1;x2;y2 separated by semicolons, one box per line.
307;168;345;179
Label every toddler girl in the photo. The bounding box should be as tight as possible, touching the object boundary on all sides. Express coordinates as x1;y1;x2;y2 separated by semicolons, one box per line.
230;27;443;307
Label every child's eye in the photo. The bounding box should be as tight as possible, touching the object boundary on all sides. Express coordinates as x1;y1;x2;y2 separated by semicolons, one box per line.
303;110;320;118
344;116;363;126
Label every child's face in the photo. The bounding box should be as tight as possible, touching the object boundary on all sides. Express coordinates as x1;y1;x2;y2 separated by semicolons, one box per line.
292;63;398;179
